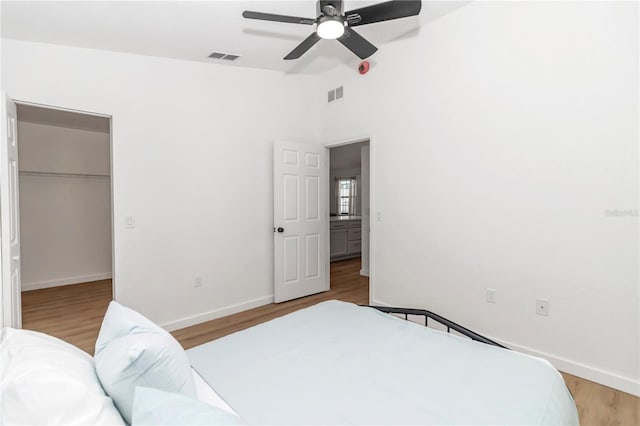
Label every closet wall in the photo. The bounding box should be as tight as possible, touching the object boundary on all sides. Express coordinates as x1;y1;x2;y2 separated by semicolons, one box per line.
17;106;112;291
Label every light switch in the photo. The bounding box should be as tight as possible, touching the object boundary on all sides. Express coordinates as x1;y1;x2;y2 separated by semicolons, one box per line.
126;216;136;229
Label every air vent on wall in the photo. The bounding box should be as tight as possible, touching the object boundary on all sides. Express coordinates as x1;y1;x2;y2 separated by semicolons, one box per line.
327;86;344;103
208;52;240;61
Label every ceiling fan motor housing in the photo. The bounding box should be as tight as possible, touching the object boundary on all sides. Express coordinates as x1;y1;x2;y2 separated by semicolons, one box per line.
317;1;343;17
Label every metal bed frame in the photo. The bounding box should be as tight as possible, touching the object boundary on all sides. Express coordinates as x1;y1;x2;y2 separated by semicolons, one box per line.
366;305;581;398
366;305;509;349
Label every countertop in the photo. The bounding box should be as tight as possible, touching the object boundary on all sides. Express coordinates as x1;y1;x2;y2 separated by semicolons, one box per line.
330;215;362;222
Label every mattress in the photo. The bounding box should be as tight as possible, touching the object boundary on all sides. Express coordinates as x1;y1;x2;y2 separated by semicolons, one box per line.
188;300;578;425
191;368;237;416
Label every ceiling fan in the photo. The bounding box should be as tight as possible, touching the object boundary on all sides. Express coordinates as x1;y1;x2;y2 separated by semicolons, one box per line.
242;1;422;60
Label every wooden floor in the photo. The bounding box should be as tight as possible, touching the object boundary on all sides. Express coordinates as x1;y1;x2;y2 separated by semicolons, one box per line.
562;372;639;426
21;279;112;354
20;258;639;426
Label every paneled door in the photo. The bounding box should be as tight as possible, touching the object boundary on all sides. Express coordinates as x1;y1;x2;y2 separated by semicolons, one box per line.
273;141;328;303
0;93;22;328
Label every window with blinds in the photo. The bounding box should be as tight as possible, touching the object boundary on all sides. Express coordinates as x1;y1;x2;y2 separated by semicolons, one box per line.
337;177;358;215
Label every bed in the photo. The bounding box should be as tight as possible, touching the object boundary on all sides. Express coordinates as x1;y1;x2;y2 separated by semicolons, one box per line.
1;299;579;425
188;300;578;425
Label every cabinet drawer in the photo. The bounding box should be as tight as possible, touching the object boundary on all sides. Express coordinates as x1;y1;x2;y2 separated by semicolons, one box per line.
347;240;361;254
330;221;348;230
348;228;361;241
349;220;361;228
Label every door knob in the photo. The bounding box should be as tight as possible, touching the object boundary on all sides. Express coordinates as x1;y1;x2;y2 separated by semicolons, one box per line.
277;227;284;233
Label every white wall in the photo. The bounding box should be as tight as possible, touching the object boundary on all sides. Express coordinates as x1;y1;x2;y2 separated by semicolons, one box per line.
18;121;110;175
18;121;112;290
318;2;639;395
1;39;317;328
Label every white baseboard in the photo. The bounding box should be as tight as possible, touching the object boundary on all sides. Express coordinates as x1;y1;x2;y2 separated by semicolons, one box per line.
495;338;640;396
360;269;369;277
371;298;640;397
22;272;112;291
161;295;274;332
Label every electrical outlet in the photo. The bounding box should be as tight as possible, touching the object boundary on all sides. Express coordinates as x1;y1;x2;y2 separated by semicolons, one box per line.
486;288;496;303
194;275;203;288
536;298;549;316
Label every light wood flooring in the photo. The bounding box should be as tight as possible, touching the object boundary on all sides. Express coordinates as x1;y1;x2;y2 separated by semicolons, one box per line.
20;258;639;425
21;279;112;354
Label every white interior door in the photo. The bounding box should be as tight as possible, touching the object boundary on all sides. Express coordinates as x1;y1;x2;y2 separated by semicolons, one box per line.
273;141;328;303
0;94;22;328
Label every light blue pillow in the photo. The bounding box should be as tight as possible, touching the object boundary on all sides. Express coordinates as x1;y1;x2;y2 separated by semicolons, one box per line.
94;301;196;424
132;387;243;425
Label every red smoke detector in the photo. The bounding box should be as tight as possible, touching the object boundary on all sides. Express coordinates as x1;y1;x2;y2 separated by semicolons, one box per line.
358;61;370;75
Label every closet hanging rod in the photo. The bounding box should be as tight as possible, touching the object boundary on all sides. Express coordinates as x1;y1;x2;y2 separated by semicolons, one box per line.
19;170;110;179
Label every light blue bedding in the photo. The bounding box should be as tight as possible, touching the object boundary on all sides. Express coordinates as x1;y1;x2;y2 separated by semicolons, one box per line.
187;300;578;425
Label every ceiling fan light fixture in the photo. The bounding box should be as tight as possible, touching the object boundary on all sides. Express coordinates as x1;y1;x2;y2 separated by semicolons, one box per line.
243;0;422;60
316;17;344;39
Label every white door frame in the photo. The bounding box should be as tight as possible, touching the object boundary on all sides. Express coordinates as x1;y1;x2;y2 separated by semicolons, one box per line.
323;134;375;302
0;98;116;326
1;93;20;328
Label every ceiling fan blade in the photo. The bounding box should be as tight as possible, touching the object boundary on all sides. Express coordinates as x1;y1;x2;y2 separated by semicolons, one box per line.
345;0;422;27
338;27;377;59
284;33;321;60
242;11;316;25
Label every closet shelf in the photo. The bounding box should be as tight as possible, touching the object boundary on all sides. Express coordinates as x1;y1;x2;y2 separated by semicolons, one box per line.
19;170;110;179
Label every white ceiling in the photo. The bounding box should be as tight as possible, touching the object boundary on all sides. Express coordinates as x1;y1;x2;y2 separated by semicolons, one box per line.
1;1;468;75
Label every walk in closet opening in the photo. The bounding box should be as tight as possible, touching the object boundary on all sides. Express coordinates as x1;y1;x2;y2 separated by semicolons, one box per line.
16;103;113;353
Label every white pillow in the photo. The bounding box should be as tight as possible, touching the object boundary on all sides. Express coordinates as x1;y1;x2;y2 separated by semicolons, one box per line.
132;387;243;425
0;327;124;425
94;301;196;424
